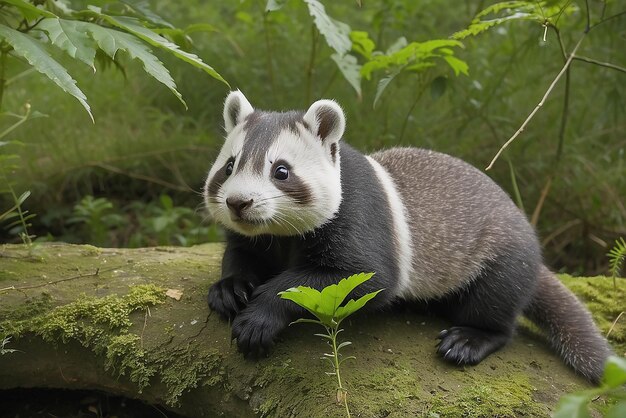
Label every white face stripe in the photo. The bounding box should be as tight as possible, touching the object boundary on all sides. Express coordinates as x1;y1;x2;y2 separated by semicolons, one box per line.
204;124;342;237
365;156;414;298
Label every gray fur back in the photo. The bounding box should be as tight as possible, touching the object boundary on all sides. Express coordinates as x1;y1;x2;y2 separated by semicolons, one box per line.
370;147;539;299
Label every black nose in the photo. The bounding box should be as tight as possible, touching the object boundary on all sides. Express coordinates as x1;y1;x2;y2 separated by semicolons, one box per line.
226;197;253;218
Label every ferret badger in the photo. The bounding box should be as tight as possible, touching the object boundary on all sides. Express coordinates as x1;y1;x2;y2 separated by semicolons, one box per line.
204;90;612;383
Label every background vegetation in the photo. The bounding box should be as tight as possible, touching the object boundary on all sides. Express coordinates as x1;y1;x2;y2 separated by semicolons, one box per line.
1;0;624;275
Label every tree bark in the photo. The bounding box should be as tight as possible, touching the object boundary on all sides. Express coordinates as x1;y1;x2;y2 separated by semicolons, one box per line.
0;243;619;417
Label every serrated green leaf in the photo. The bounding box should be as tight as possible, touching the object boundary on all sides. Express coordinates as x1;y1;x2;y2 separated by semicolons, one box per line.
280;286;332;323
0;25;92;121
47;0;75;15
331;53;361;98
71;22;185;108
303;0;351;56
38;18;97;70
319;273;375;320
553;393;592;418
335;289;383;322
2;0;56;20
95;12;228;87
350;31;375;60
443;55;469;76
119;0;174;28
362;39;463;80
602;356;626;387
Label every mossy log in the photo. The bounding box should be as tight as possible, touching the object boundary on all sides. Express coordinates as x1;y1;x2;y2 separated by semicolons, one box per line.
0;243;624;417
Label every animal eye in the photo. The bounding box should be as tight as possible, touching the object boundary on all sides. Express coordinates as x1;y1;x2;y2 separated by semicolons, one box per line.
225;161;234;176
274;165;289;180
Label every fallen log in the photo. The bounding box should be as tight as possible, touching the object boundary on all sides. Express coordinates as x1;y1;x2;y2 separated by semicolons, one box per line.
0;243;623;417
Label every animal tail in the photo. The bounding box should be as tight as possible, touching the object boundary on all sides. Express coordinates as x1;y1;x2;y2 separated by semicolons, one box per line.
523;265;613;384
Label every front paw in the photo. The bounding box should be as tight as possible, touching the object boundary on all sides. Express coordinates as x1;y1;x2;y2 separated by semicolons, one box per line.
208;276;255;320
232;300;287;358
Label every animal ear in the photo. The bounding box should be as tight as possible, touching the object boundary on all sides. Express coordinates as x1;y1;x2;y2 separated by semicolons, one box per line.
223;90;254;134
303;99;345;144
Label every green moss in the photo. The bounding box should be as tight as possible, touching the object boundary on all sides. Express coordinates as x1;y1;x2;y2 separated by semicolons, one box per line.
155;347;224;406
105;334;156;391
430;374;546;417
258;398;279;416
353;364;422;415
1;284;166;391
0;292;52;336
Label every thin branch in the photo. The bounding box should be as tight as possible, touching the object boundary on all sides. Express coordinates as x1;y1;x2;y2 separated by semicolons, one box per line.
531;177;552;227
552;27;570;165
584;0;591;32
607;312;624;338
305;24;319;105
552;26;567;61
541;219;582;247
0;267;106;293
94;162;192;192
573;56;626;74
588;10;626;32
262;9;276;99
486;36;585;170
555;67;570;163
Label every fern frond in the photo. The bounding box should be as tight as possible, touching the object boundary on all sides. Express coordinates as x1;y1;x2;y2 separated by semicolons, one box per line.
607;238;626;286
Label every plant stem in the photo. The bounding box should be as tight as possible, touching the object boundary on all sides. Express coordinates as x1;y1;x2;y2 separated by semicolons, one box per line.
330;327;350;418
486;35;585;170
306;24;318;105
399;78;428;142
0;49;7;111
573;56;626;74
262;11;276;98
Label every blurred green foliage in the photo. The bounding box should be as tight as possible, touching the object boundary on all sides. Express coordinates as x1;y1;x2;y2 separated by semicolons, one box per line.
1;0;624;274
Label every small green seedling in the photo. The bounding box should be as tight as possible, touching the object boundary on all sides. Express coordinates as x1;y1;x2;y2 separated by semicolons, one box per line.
608;237;626;289
279;272;383;418
553;356;626;418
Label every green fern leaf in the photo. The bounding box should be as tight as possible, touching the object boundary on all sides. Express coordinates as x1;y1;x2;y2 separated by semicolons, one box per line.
68;22;186;109
2;0;56;20
608;238;626;279
88;9;228;88
38;18;97;70
0;24;92;120
452;1;579;40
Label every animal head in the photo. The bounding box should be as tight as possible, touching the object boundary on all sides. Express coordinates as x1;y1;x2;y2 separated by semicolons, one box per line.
203;90;345;237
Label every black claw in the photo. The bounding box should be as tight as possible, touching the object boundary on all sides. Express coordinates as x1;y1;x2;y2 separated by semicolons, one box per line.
436;326;509;366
